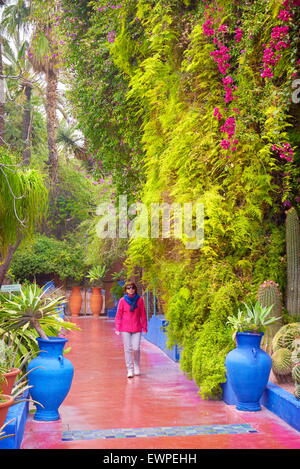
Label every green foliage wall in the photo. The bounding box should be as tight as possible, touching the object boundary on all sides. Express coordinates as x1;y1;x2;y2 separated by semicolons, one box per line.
60;0;300;398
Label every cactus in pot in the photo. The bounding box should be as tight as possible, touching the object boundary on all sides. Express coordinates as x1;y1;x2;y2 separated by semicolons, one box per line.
285;208;300;319
257;280;283;353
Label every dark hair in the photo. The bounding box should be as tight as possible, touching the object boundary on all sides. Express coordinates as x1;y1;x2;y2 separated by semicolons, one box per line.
124;282;137;293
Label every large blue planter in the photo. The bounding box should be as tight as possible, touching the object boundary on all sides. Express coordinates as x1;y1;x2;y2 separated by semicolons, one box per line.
27;337;74;421
225;332;272;411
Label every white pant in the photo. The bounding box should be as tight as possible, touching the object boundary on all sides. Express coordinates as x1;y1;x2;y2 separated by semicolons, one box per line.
121;332;141;372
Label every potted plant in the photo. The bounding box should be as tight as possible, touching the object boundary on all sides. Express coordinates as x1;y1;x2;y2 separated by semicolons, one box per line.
86;265;106;316
0;367;35;430
0;397;14;429
225;301;281;411
0;283;80;421
110;282;125;306
0;373;14;428
110;270;126;307
0;340;21;396
67;274;85;317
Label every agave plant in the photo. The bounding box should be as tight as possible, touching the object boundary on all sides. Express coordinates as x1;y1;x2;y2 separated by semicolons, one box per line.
86;265;106;286
0;283;79;341
227;301;282;338
0;419;15;441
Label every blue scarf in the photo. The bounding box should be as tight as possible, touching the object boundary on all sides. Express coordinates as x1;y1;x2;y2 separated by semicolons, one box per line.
124;294;140;312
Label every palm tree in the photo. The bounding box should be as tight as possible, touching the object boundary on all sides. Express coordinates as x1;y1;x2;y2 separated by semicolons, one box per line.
2;33;53;165
0;37;5;146
1;0;31;43
0;0;31;149
0;0;7;146
56;121;87;161
2;35;41;164
1;0;60;185
29;0;60;186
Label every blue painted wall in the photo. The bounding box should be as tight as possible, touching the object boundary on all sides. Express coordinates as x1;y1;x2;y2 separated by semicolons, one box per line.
0;392;29;449
222;377;300;433
144;314;180;362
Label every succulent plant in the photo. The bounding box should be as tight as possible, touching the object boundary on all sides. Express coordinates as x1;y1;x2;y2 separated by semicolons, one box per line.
226;301;281;339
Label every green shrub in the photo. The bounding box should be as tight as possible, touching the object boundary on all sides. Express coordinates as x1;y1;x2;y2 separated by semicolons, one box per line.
9;235;86;283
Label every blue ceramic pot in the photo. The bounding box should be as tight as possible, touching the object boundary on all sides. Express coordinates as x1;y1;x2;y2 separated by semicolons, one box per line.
225;332;272;411
27;337;74;421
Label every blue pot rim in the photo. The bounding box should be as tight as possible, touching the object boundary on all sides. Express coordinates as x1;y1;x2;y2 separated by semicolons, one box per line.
236;331;264;337
36;336;68;344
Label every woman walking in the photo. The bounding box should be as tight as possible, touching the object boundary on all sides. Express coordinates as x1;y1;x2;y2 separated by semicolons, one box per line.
115;282;147;378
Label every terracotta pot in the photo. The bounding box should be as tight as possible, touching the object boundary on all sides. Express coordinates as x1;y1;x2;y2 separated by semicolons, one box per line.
90;288;103;316
68;286;82;317
0;394;14;428
1;368;21;395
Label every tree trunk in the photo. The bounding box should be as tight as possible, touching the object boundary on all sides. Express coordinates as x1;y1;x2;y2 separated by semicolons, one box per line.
32;319;49;340
0;39;5;146
22;83;32;165
0;237;22;287
46;68;58;186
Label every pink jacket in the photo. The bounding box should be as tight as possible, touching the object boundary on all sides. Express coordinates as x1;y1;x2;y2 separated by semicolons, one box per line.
115;296;148;333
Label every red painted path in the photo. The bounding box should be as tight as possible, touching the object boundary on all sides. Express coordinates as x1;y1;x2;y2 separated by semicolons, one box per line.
22;317;300;449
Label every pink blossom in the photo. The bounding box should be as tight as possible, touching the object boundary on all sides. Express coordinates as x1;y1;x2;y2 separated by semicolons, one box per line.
202;19;215;36
234;28;243;43
261;67;274;78
220;139;231;150
271;26;289;40
107;30;116;43
220;117;236;138
283;200;292;208
210;45;231;74
272;142;294;161
263;48;278;66
214;107;223;120
274;41;289;50
222;76;234;85
278;9;293;22
224;87;234;103
218;24;229;33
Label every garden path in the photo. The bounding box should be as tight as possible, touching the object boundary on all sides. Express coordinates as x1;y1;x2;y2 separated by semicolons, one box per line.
21;317;300;450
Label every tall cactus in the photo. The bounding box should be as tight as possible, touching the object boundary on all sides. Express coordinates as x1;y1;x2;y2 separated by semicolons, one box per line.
286;207;300;318
258;280;283;353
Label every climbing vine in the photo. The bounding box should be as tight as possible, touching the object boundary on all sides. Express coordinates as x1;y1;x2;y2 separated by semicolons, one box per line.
60;0;300;398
